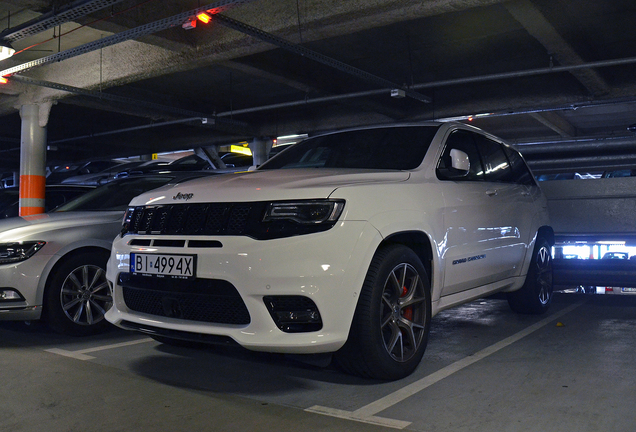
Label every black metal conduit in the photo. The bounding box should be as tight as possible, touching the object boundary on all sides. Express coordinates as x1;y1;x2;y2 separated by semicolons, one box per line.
49;117;208;144
214;55;636;118
9;75;252;135
211;14;432;104
518;136;636;154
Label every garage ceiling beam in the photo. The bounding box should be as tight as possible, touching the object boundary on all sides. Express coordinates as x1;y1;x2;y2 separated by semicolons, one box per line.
529;111;576;137
211;14;432;104
504;0;610;96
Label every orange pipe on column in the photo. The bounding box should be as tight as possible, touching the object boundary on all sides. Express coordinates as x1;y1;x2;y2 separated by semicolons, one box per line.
19;103;50;217
19;174;46;216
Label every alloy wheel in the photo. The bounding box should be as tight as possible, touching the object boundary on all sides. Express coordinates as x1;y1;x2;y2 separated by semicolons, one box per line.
59;264;112;326
536;245;553;305
380;263;427;362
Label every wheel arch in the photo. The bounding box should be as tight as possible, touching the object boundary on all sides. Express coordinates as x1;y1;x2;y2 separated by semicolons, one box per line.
380;231;434;286
538;225;555;246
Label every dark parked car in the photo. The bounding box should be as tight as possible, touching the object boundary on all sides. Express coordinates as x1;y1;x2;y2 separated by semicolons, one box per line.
61;160;159;186
47;160;125;184
602;252;629;260
0;184;95;219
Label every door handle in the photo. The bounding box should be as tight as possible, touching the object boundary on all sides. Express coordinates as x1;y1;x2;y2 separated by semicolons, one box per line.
486;189;498;196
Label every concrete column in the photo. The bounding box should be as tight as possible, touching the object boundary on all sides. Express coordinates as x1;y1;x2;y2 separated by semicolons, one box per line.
19;103;51;216
249;137;273;167
194;146;226;169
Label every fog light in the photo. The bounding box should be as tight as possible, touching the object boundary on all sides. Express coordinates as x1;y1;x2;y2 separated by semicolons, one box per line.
0;289;24;302
264;295;322;333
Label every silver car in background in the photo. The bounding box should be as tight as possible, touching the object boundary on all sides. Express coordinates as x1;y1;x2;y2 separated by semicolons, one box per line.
0;172;219;336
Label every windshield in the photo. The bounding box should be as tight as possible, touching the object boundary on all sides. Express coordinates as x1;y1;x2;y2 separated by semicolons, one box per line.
259;126;440;171
53;177;175;212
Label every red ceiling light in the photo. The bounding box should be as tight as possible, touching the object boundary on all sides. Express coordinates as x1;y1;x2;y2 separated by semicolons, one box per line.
197;12;211;24
182;18;197;30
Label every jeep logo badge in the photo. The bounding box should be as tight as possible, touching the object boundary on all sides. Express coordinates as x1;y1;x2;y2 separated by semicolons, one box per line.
173;192;194;201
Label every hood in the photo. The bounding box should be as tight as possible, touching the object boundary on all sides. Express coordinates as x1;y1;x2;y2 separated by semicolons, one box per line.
0;211;123;242
128;169;411;205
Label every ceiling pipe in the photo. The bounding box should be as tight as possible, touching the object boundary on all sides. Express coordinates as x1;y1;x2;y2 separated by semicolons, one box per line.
10;75;253;133
216;88;394;117
213;55;636;119
49;117;211;144
518;136;636;155
527;154;636;172
412;56;636;90
212;14;432;104
0;0;256;77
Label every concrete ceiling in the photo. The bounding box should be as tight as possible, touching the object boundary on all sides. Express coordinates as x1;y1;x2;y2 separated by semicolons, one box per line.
1;0;636;174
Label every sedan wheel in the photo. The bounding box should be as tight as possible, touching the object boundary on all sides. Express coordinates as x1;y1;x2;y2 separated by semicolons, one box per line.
60;264;112;326
44;251;113;336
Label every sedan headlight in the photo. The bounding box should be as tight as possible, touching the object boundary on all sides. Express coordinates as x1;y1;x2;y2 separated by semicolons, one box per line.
0;241;46;264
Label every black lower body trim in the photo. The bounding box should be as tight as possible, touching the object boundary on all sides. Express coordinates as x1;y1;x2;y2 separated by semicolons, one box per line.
120;320;239;346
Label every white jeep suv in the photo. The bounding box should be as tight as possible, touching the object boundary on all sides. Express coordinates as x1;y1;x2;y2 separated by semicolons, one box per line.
105;122;553;380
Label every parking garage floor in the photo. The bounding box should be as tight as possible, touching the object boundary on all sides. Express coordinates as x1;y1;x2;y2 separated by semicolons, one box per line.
2;293;635;432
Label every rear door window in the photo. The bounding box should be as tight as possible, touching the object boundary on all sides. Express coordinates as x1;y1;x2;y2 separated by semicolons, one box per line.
474;135;513;183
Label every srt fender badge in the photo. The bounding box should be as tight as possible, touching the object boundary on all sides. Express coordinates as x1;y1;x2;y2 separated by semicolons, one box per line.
452;254;486;265
173;192;194;201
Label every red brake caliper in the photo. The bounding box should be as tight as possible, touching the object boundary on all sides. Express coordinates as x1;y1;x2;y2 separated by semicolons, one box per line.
401;285;413;321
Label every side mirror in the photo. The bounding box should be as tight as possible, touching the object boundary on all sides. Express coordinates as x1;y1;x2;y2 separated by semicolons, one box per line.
450;149;470;172
438;149;470;180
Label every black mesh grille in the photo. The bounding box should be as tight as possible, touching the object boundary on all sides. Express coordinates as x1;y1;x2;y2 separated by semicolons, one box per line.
120;274;250;325
124;203;259;236
122;201;339;240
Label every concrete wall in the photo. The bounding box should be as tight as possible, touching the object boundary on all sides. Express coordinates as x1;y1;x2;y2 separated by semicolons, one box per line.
540;177;636;236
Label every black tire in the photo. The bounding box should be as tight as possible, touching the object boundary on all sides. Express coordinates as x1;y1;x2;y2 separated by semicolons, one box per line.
335;245;431;380
507;237;553;314
43;250;113;336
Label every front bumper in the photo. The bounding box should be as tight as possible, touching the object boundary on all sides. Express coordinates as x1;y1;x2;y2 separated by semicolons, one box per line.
0;254;52;321
106;220;381;353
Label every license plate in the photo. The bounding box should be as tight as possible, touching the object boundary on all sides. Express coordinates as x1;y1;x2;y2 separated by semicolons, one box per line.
131;253;196;278
621;287;636;293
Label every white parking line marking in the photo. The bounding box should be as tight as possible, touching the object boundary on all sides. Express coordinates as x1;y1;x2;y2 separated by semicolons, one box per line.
306;406;411;429
45;337;154;360
307;301;585;429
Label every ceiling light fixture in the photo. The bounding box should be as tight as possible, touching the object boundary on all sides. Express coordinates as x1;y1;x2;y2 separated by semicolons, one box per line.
0;40;16;61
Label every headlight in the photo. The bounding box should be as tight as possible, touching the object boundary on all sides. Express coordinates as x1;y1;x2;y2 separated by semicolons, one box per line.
0;241;46;264
259;199;345;239
263;200;345;224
